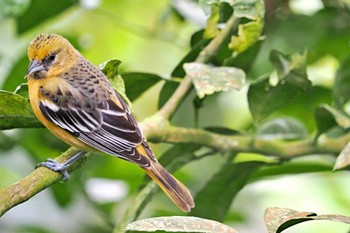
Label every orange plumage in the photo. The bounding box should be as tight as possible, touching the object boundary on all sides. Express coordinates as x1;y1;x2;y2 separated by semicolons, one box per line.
26;33;194;212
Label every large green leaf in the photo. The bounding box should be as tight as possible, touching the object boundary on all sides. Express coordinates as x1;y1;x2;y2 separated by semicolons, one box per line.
0;90;42;129
248;50;312;122
191;161;265;221
122;72;163;102
248;76;302;123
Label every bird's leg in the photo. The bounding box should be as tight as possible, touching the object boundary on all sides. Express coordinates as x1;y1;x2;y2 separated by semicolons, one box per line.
36;151;87;181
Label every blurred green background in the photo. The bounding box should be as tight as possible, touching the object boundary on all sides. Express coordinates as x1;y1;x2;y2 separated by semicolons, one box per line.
1;0;350;233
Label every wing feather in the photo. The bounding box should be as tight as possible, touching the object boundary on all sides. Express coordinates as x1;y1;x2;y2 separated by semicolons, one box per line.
39;92;150;167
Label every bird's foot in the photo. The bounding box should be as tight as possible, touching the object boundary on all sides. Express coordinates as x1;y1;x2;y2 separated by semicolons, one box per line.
35;151;87;181
36;159;70;181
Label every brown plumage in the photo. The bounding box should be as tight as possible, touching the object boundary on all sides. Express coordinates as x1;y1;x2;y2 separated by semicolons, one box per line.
26;33;194;212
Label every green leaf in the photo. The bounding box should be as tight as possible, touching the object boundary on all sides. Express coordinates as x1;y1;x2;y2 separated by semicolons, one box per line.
158;81;180;110
318;104;350;128
204;4;220;38
184;63;245;98
250;158;332;181
0;90;42;129
257;117;307;140
270;50;310;87
122;72;163;102
315;105;337;137
100;59;131;107
248;76;303;123
228;0;264;54
16;0;77;34
229;19;263;54
264;207;350;233
223;40;262;71
191;161;265;221
248;51;312;122
126;216;238;233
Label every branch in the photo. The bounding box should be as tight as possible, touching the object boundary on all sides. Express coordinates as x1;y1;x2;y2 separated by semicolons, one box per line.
143;120;341;158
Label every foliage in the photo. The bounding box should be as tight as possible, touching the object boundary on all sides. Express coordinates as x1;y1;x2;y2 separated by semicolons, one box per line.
2;0;350;233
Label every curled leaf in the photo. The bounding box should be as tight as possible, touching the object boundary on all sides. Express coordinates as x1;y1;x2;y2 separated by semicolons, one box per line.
265;207;350;233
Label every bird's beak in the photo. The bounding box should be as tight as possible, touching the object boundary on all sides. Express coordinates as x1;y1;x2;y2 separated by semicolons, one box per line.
26;59;45;76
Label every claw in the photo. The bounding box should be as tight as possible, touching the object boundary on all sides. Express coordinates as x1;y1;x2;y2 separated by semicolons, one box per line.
35;151;86;181
36;159;70;181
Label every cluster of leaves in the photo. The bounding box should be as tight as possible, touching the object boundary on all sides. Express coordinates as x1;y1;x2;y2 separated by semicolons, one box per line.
2;0;350;232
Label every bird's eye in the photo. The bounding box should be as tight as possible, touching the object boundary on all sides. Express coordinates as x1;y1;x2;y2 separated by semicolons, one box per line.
49;54;56;61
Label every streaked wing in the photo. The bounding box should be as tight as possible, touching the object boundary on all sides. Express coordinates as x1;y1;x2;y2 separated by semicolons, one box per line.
39;94;151;167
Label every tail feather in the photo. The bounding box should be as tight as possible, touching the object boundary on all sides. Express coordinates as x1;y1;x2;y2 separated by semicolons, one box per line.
143;161;195;212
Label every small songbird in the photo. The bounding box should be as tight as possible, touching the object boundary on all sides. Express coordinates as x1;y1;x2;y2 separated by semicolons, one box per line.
25;33;194;212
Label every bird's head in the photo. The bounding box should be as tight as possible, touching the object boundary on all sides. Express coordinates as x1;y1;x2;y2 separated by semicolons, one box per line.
26;33;78;80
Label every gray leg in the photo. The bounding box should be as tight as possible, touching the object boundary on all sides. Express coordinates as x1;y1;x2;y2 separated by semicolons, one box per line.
36;151;87;181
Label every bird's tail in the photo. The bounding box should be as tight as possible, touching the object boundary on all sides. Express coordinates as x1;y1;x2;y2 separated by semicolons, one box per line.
142;160;195;212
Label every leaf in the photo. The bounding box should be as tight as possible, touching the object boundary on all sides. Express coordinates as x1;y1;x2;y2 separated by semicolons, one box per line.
264;207;350;233
223;40;262;71
184;63;245;98
248;51;312;122
228;0;264;54
100;59;131;107
318;104;350;128
314;105;337;136
250;158;332;181
334;141;350;170
16;0;77;34
256;117;307;140
126;216;238;233
0;90;42;129
269;50;310;87
204;4;220;38
122;72;163;102
191;161;265;221
229;20;263;54
248;76;301;123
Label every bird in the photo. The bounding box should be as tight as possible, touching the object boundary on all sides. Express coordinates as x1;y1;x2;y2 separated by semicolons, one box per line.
25;33;194;212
